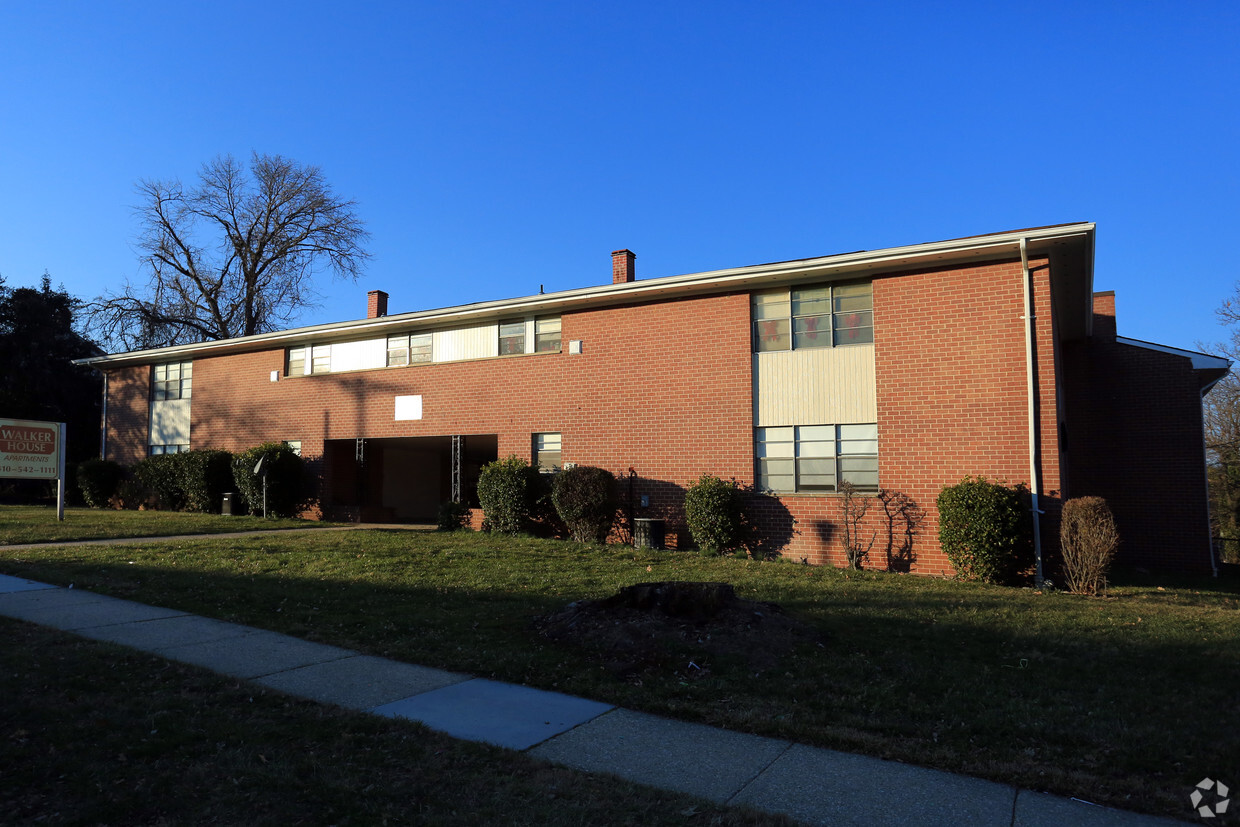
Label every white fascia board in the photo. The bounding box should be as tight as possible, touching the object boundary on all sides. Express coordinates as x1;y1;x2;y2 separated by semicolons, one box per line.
78;223;1095;368
1115;337;1233;371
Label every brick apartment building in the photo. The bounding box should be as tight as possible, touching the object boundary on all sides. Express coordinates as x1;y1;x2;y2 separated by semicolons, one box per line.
82;223;1230;574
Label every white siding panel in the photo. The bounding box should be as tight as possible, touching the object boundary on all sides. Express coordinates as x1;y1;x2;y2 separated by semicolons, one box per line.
435;324;498;362
753;345;876;427
330;338;386;373
149;399;191;445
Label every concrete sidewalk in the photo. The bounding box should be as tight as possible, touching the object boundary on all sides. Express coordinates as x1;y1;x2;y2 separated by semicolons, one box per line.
0;572;1186;826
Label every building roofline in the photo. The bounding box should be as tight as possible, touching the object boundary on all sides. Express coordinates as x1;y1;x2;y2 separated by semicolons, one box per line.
77;222;1096;368
1115;337;1233;372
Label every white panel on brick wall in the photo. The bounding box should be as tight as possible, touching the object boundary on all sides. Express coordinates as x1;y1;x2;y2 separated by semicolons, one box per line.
330;338;386;373
435;324;498;362
149;399;191;445
753;345;876;427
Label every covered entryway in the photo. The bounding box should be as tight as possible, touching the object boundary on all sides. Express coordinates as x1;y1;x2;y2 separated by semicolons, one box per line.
323;434;497;522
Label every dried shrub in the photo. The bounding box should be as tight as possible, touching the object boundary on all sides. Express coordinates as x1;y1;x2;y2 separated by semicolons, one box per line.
840;480;875;569
1060;496;1120;595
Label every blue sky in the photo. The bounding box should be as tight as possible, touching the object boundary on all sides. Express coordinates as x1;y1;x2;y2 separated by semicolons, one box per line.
1;1;1236;353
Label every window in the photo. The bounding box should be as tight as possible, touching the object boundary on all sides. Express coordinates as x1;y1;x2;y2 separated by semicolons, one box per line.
499;321;525;355
752;282;873;351
150;444;189;455
387;332;433;366
534;432;561;473
284;440;302;457
153;361;192;400
535;317;561;352
311;344;332;374
288;347;306;377
755;423;877;493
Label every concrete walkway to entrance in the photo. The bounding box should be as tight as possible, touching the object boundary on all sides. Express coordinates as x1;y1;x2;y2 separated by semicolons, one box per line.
0;572;1186;826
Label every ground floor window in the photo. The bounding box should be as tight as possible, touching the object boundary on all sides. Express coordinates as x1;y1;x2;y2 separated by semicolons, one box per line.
534;432;561;472
755;423;877;492
150;444;189;455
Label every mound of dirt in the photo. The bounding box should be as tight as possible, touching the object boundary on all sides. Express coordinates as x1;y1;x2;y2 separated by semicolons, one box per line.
534;581;823;678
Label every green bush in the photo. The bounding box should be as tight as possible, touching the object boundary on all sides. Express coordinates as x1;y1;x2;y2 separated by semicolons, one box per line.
76;459;124;509
684;474;743;554
178;449;235;513
477;455;538;534
936;476;1033;584
1060;496;1120;595
231;443;306;517
551;465;617;543
437;500;472;532
132;454;186;510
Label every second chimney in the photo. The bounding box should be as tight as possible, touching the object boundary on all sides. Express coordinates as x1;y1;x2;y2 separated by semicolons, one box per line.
611;249;636;284
367;290;389;319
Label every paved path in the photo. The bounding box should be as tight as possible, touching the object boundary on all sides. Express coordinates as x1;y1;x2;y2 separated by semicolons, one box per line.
0;572;1186;826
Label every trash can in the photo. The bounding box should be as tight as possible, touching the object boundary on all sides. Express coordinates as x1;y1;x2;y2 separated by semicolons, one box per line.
633;517;665;550
221;492;234;516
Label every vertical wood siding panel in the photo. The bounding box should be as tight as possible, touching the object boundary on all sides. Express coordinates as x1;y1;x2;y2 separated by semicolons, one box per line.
754;345;876;426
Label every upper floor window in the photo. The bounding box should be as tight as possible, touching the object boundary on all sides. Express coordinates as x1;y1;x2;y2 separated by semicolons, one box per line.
535;317;561;352
499;321;525;355
153;361;192;400
387;332;433;366
753;282;873;352
311;344;332;374
288;347;306;377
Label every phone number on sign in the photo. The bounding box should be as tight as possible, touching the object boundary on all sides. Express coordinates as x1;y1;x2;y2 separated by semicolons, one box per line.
1;465;53;475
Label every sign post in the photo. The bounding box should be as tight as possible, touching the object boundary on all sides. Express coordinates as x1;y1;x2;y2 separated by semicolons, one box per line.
0;418;67;521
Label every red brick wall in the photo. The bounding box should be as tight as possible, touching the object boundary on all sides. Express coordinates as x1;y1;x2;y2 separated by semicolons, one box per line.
190;293;755;545
103;365;149;466
860;257;1062;576
1061;294;1213;571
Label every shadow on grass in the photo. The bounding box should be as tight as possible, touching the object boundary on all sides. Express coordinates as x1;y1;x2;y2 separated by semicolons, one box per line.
1;537;1237;823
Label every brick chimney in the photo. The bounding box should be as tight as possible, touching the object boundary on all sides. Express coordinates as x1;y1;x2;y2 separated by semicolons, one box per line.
367;290;389;319
1092;291;1116;341
611;249;636;284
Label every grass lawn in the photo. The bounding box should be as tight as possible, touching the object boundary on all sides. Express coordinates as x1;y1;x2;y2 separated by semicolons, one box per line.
0;504;336;545
2;528;1237;822
0;619;788;826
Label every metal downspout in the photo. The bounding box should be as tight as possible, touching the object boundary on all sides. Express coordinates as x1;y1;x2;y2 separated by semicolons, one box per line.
1201;387;1220;577
100;371;108;460
1020;239;1045;586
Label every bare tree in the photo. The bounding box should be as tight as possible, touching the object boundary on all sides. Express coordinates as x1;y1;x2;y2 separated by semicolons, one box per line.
88;153;369;350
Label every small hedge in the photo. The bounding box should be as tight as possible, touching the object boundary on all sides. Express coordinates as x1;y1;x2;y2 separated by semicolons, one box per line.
684;474;743;555
936;476;1033;584
231;443;306;517
552;465;617;543
130;449;235;513
477;455;539;534
437;500;472;532
76;459;124;509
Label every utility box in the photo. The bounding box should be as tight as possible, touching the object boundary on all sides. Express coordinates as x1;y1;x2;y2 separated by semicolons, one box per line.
221;492;235;516
633;517;665;550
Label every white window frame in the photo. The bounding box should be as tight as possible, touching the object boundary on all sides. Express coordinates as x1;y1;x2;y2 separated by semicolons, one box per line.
287;347;306;377
499;320;525;355
387;332;433;367
534;432;562;473
752;282;873;352
153;361;193;401
535;317;561;353
150;443;189;456
755;423;878;493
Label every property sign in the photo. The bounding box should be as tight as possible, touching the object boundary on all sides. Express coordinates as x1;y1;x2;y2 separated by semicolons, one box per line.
0;418;62;480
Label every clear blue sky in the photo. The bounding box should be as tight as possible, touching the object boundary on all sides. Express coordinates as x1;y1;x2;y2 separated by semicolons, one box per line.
1;1;1237;353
